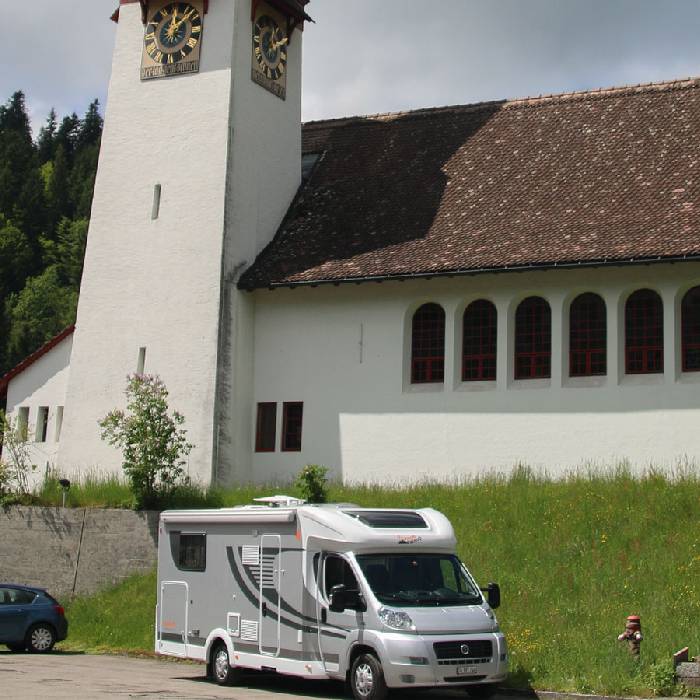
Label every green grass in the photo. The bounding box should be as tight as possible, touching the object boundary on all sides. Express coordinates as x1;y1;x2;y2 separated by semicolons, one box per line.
56;468;700;696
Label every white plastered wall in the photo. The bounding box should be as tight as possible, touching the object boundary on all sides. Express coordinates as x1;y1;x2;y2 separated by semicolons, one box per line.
248;262;700;484
3;335;73;481
58;1;237;481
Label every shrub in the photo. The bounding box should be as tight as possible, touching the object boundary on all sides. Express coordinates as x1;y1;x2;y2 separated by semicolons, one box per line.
99;374;193;509
0;411;37;504
295;464;329;503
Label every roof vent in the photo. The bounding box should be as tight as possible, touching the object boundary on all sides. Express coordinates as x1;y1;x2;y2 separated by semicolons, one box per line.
343;510;429;529
253;495;306;508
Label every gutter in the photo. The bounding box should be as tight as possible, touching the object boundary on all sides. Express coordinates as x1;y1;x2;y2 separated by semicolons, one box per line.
239;254;700;291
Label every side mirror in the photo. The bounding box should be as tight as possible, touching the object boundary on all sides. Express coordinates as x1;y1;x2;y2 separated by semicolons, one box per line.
486;582;501;609
329;584;346;613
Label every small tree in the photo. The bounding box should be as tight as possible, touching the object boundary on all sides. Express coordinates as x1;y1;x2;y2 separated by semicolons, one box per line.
295;464;329;504
0;411;37;504
99;374;193;509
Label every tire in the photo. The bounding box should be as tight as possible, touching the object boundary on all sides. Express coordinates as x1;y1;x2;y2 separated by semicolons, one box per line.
350;653;388;700
209;642;241;686
6;643;26;652
466;682;499;698
25;624;56;653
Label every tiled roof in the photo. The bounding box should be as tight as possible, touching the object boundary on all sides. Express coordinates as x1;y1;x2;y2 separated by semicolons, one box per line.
0;326;75;397
240;77;700;289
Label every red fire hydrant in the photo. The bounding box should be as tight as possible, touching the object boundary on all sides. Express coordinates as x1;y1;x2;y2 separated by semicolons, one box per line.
618;615;643;657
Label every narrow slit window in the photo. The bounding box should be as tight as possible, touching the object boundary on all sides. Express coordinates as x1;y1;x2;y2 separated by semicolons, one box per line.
36;407;49;443
515;297;551;379
682;286;700;372
55;406;64;442
151;184;162;220
17;407;29;442
282;402;303;452
137;347;147;375
255;402;277;452
462;300;497;381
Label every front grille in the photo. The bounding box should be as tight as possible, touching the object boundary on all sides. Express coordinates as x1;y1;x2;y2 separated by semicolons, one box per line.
444;675;487;683
433;639;493;661
438;657;492;666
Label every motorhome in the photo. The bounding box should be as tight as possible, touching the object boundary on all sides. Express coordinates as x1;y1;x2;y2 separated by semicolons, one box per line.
156;496;508;699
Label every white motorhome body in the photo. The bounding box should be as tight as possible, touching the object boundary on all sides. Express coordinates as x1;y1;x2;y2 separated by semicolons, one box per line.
156;498;508;697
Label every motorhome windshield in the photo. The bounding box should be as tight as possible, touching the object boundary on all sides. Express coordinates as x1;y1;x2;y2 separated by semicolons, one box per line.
356;553;482;607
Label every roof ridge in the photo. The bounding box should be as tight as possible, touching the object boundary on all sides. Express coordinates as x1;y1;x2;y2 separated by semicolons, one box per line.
302;75;700;130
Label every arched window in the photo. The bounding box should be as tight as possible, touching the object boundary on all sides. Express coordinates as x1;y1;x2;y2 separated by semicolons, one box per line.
625;289;663;374
463;300;497;381
569;293;607;377
515;297;551;379
682;286;700;372
411;303;445;383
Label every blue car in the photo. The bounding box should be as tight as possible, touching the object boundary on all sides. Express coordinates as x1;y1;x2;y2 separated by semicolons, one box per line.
0;584;68;652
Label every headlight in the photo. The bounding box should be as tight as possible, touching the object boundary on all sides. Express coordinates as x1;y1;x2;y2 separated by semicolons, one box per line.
378;607;415;631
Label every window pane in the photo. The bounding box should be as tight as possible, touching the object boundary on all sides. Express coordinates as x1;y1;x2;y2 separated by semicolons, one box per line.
462;300;497;381
282;402;303;452
255;403;276;452
411;303;445;383
569;293;607;377
682;287;700;372
625;290;663;374
177;533;206;572
515;297;551;379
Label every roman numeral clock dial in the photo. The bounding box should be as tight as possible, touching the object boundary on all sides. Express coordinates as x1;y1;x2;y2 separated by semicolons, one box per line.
141;1;204;80
251;7;288;100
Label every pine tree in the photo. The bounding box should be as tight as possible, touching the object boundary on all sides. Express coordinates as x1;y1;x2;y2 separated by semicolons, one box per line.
37;108;58;164
77;100;103;149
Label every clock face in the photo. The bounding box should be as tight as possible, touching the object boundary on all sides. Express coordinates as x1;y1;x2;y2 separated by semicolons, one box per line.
251;10;288;100
141;2;203;81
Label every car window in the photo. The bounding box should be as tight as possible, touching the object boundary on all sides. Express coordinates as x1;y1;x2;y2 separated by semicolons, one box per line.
0;587;36;605
324;555;359;597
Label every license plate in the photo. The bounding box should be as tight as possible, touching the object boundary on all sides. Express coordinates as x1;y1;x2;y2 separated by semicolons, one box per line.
456;666;479;675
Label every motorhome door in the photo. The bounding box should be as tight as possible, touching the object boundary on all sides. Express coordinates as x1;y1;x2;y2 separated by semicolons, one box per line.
317;553;365;674
259;534;282;656
158;581;188;657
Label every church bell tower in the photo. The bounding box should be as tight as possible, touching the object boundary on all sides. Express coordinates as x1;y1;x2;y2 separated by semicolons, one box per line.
58;0;311;483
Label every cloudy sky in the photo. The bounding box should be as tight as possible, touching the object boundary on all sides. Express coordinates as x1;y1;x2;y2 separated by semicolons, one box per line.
4;0;700;135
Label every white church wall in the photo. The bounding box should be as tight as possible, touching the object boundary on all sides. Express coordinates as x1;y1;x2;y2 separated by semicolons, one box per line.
248;262;700;484
214;2;305;484
3;335;73;480
58;1;238;481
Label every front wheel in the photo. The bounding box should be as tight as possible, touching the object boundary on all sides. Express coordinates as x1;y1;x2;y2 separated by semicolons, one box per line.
350;653;388;700
209;643;241;686
25;624;55;653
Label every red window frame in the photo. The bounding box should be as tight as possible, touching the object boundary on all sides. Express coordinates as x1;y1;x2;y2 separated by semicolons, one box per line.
625;289;663;374
282;402;303;452
255;402;277;452
569;293;607;377
682;286;700;372
515;297;551;379
411;303;445;384
462;300;497;381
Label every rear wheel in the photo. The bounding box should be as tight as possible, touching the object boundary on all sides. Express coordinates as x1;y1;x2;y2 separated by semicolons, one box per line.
210;642;241;686
350;653;388;700
25;624;55;653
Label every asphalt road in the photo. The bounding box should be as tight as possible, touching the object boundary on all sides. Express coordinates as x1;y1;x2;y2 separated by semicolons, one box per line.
0;650;480;699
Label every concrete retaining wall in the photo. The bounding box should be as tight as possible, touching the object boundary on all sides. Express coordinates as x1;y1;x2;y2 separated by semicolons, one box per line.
0;506;158;596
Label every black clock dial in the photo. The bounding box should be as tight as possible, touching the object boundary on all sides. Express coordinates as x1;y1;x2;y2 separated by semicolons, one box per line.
252;15;288;81
144;2;202;65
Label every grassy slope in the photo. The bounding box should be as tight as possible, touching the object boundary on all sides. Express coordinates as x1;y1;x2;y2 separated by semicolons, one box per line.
60;471;700;696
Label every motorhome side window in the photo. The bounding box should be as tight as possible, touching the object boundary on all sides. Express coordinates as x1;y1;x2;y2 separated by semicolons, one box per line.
324;555;359;597
171;532;206;572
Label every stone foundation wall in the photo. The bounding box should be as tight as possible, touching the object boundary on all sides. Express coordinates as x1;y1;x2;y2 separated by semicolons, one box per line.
0;506;158;597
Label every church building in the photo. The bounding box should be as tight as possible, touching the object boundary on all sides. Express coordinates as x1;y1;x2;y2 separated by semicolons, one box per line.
2;0;700;485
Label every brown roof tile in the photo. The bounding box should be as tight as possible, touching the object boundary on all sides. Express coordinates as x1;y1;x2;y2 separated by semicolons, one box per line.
240;77;700;289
